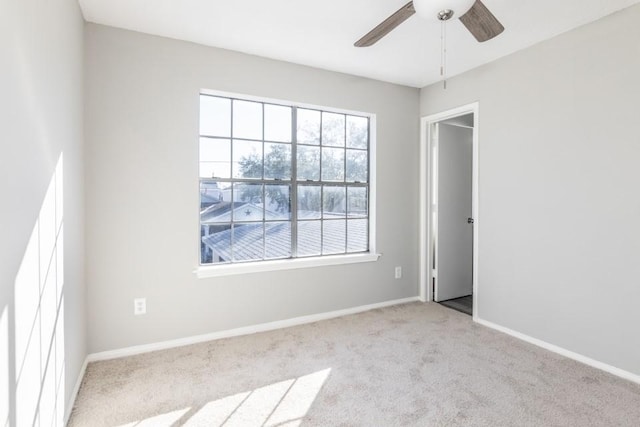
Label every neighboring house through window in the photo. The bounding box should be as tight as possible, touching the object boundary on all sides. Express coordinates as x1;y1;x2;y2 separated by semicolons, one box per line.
199;91;372;265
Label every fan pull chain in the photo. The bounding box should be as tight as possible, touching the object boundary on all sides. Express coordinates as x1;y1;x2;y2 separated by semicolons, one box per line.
440;20;448;90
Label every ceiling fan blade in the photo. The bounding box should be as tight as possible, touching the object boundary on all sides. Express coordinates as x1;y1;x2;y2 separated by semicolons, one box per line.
354;1;416;47
459;0;504;42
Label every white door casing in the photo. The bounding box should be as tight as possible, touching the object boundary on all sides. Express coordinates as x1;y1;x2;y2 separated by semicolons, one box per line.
419;102;479;319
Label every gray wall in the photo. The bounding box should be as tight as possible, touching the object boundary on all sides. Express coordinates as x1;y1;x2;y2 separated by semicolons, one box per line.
0;0;86;424
421;4;640;375
84;24;420;353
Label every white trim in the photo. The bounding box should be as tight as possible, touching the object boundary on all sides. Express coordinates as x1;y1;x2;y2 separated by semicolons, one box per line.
200;88;375;118
419;102;480;321
64;356;88;425
418;115;429;302
88;297;420;362
471;106;479;320
195;252;381;278
476;317;640;385
368;114;378;255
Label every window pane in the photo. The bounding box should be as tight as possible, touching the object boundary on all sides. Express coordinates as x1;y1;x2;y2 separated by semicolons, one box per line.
232;223;264;261
264;143;291;180
322;112;345;147
265;184;290;220
347;219;368;253
265;222;291;259
199;163;216;180
233;183;264;222
200;96;231;137
322;147;345;182
297;145;320;181
323;220;346;255
298;186;321;219
200;138;231;178
297;109;320;145
233;100;262;140
265;104;292;142
323;186;346;217
347;187;368;218
346;116;368;149
200;180;229;213
297;220;321;257
201;224;231;264
201;206;234;225
233;140;263;179
346;149;368;183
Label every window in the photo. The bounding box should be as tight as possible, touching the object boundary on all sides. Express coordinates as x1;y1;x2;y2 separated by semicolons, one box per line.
199;92;372;266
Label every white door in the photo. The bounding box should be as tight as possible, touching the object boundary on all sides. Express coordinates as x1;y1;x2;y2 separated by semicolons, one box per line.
435;123;473;302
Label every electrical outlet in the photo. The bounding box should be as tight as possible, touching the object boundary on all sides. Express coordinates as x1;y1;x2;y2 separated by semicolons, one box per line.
134;298;146;315
395;266;402;279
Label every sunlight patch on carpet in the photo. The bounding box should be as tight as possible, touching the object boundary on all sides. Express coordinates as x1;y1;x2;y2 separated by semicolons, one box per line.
183;368;331;426
117;408;191;427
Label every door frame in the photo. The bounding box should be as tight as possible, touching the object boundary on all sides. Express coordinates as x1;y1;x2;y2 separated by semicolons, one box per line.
419;102;479;320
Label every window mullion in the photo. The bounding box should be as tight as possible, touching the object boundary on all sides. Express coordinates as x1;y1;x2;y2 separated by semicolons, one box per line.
343;116;347;254
261;103;266;260
230;100;235;261
291;107;298;258
319;112;324;255
262;183;266;260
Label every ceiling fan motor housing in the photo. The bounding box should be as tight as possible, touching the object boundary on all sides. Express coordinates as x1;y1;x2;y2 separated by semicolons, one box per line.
413;0;475;20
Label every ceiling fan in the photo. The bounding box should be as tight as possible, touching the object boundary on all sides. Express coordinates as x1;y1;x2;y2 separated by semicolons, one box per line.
354;0;504;47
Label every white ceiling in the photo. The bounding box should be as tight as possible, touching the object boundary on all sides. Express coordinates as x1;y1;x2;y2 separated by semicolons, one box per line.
78;0;640;88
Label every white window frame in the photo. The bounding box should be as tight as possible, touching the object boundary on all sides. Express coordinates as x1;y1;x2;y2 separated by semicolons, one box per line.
195;89;379;278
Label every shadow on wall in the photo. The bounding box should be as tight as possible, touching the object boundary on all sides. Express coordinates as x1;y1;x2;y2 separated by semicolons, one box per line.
2;154;66;426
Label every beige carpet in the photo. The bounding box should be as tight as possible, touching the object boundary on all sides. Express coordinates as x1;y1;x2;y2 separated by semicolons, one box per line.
69;302;640;426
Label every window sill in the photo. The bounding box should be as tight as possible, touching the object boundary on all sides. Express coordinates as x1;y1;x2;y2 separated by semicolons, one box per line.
195;253;381;279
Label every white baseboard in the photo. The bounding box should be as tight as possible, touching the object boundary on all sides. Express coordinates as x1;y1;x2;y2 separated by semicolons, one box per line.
87;296;421;362
475;317;640;385
64;356;88;425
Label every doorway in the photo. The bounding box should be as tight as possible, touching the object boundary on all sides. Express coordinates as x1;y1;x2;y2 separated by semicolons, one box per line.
419;103;478;318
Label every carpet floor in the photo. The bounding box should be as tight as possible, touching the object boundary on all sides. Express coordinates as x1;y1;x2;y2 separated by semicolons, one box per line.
69;302;640;426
